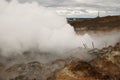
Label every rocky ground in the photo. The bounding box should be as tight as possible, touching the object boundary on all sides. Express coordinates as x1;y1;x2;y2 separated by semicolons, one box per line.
51;42;120;80
0;42;119;80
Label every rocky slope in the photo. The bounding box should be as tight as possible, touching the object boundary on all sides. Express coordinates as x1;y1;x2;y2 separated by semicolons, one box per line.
0;42;118;80
54;61;103;80
52;42;120;80
90;43;120;80
2;57;80;80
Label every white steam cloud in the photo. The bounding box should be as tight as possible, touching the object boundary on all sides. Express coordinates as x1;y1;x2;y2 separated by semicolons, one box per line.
0;0;120;59
0;0;83;56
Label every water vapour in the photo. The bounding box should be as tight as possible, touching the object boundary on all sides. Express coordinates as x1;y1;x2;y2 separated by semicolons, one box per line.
0;0;119;61
0;0;92;56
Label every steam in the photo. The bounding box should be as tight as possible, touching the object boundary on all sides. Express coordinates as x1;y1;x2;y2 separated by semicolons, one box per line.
0;0;90;57
0;0;119;60
0;1;120;80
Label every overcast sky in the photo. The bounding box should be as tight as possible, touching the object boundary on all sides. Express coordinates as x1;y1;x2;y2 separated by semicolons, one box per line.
8;0;120;17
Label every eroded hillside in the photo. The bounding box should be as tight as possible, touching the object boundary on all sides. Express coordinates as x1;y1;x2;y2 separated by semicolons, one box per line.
68;16;120;34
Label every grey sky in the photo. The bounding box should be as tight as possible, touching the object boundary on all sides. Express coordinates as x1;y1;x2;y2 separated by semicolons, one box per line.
17;0;120;9
12;0;120;17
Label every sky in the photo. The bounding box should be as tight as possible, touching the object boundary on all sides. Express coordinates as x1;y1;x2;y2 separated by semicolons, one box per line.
6;0;120;18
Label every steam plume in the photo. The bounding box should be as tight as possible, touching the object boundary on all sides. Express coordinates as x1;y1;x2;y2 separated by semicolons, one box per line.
0;0;119;60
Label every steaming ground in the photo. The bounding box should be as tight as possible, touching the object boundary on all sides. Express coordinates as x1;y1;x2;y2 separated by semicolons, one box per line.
0;0;120;64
